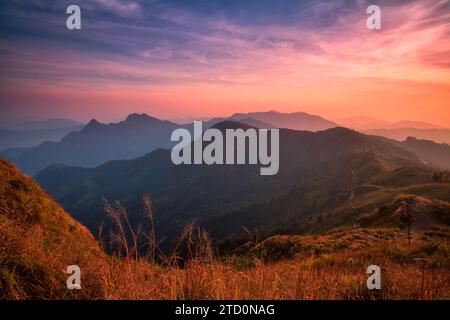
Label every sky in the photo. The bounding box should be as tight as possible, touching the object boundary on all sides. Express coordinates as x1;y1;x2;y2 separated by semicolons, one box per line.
0;0;449;126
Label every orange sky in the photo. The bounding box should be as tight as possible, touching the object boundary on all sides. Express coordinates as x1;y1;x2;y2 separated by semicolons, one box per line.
1;0;449;126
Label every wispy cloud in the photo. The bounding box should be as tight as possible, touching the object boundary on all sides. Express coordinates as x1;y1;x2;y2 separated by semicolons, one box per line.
96;0;142;17
0;0;449;124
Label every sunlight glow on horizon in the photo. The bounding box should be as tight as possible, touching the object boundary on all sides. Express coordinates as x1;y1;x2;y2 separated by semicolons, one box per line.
0;0;449;126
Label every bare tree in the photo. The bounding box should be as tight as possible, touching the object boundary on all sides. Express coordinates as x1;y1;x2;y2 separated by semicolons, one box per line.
399;203;416;246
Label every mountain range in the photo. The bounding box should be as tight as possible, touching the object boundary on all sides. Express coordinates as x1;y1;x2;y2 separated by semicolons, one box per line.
229;111;338;131
337;116;443;131
0;110;447;244
1;114;178;175
1;110;449;249
0;111;338;175
365;128;450;145
35;120;449;249
337;116;450;144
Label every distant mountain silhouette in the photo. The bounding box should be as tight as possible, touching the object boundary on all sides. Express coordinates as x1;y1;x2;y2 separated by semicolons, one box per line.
338;116;443;131
231;117;276;129
36;123;424;245
337;116;390;131
385;121;442;130
364;128;450;145
201;116;275;130
8;118;84;131
0;125;83;151
230;111;338;131
0;111;343;175
1;113;179;175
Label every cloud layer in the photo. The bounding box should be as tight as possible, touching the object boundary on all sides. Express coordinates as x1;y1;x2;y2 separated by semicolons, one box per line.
0;0;449;124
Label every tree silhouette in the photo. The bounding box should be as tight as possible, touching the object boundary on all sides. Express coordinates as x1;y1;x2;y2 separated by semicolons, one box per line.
399;204;416;246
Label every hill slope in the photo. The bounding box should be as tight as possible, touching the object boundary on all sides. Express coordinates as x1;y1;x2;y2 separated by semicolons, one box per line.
0;159;106;299
399;137;450;169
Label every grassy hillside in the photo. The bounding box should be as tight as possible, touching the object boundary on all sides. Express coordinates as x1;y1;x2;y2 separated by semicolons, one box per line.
204;164;448;244
101;227;449;300
302;183;450;234
1;159;449;299
0;159;106;299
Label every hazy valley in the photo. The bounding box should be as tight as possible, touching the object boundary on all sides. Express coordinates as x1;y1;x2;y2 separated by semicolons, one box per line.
1;110;449;300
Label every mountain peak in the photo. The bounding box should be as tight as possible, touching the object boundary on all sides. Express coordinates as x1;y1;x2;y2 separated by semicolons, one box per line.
126;113;156;122
231;110;280;118
229;110;337;131
85;119;102;129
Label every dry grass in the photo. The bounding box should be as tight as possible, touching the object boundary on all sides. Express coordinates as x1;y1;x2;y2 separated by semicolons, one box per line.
101;231;449;300
0;159;107;299
1;159;449;300
99;200;449;300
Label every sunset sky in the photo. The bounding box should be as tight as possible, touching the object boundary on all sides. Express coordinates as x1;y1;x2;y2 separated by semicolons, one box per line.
0;0;449;126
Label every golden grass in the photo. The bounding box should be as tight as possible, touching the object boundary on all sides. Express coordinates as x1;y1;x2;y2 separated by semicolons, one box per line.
101;232;449;300
1;159;449;300
100;199;450;300
0;159;107;299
